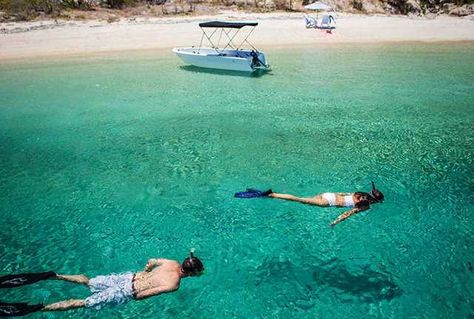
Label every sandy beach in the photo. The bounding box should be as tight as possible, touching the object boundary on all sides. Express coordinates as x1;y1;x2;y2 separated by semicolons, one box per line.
1;12;473;61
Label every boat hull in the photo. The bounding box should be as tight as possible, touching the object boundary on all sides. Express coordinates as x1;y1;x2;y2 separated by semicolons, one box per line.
172;47;268;72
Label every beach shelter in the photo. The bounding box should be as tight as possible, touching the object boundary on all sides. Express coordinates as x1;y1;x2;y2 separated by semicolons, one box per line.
304;1;332;20
304;1;331;11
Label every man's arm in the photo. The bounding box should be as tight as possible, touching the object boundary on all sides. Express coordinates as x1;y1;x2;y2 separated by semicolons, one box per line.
330;206;369;226
144;258;167;272
134;286;178;300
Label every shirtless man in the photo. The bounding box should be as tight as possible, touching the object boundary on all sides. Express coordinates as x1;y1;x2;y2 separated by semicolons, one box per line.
0;252;204;316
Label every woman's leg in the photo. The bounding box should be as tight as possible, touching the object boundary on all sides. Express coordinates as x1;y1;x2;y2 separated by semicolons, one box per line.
42;299;85;311
269;192;328;206
55;274;89;285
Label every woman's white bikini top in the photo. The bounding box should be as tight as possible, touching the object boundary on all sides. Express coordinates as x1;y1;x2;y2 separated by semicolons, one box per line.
344;195;355;207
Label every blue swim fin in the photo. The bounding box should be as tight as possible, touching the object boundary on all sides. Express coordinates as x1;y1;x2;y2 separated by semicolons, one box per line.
234;189;272;198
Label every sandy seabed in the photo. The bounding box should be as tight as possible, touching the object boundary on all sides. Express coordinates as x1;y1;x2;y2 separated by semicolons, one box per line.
0;11;473;61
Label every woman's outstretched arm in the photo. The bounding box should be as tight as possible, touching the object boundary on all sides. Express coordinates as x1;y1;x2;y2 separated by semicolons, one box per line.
330;206;369;226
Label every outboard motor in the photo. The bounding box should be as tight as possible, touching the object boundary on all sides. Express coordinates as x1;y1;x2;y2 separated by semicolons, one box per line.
250;50;261;67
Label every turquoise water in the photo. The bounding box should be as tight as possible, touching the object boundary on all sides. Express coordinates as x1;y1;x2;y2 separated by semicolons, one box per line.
0;43;473;318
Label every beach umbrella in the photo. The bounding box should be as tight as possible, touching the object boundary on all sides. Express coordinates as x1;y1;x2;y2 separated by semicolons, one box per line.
304;1;332;19
304;1;331;10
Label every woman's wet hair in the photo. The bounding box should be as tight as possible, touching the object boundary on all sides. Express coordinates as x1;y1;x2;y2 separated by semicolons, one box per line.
354;192;372;207
370;181;384;202
354;184;384;206
181;252;204;275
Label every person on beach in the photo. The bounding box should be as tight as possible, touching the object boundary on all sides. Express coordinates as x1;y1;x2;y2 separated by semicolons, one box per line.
0;251;204;316
269;182;384;226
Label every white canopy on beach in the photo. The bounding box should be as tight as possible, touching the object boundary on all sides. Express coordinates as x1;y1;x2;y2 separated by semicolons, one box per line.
304;1;332;11
304;1;333;22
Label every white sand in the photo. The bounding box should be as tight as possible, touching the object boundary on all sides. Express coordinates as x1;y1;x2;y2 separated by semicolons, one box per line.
1;12;473;61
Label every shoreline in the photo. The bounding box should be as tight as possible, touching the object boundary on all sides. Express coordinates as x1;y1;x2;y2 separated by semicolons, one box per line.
1;40;473;65
1;12;473;62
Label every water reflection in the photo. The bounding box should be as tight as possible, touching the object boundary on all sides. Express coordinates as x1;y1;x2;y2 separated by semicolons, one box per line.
178;65;269;78
254;256;402;303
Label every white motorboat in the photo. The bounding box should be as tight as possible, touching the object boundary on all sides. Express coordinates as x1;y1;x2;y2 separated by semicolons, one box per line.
172;21;269;72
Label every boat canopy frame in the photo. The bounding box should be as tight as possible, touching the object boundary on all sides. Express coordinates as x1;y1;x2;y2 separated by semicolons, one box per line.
196;21;260;54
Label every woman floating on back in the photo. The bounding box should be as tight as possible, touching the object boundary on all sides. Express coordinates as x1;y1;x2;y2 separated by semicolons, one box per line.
235;182;384;226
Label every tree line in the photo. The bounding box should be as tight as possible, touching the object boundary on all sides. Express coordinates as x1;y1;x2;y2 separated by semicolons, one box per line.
1;0;472;20
0;0;149;19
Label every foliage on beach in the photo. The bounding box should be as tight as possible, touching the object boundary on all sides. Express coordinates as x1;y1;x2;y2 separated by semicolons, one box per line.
0;0;142;16
0;0;472;21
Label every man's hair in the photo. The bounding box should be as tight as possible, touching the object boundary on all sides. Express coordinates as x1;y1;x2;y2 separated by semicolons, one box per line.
181;256;204;275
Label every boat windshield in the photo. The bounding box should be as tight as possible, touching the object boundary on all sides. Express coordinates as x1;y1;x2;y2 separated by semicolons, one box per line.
197;21;260;54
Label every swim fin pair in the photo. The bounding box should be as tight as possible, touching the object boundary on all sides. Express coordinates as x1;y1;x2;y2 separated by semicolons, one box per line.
0;271;56;316
234;188;272;198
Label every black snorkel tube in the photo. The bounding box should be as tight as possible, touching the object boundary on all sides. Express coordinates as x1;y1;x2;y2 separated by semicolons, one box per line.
189;249;195;267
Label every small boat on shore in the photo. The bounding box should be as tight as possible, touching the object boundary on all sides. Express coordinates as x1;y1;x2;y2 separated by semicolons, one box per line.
172;21;269;73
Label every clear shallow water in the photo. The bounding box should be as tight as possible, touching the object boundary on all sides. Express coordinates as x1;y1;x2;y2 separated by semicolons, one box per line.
0;43;473;318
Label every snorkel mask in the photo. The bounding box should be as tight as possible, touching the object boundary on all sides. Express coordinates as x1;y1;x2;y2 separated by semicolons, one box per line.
370;181;384;203
187;248;205;276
